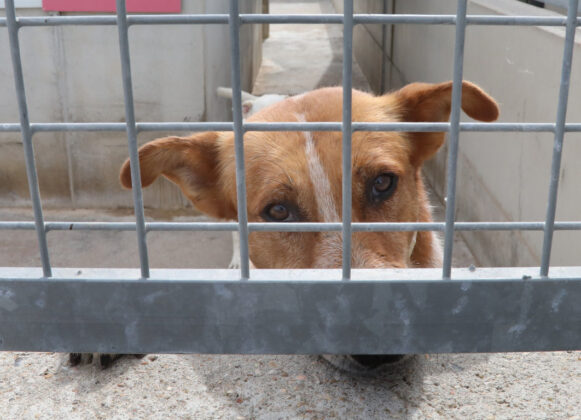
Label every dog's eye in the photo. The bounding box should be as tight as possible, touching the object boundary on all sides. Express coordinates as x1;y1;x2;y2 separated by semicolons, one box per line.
263;203;292;222
370;173;398;202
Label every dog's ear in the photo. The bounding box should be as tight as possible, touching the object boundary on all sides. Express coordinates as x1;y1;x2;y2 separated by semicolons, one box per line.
392;81;499;165
119;133;236;219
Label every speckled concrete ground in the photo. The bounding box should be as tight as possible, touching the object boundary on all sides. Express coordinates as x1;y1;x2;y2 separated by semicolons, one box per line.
1;350;579;419
1;0;579;418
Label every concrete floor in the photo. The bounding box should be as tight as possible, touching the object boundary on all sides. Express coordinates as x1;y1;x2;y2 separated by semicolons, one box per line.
0;1;579;419
252;0;370;95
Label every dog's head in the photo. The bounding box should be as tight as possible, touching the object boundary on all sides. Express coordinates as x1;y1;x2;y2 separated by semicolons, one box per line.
120;81;498;269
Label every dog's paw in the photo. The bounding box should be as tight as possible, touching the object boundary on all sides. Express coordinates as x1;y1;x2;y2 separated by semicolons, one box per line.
68;353;144;369
321;354;410;374
228;259;241;269
68;353;122;369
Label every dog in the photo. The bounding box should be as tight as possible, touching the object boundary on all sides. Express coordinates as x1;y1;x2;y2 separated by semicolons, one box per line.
72;81;499;370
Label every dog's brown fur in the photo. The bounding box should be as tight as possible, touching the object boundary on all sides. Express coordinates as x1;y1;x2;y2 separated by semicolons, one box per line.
120;81;498;271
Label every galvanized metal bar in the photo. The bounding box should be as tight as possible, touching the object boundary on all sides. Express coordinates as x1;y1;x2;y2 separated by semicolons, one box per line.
456;122;558;132
180;14;581;27
3;15;228;27
341;0;354;280
248;122;581;133
37;122;235;133
250;221;581;233
540;0;579;278
229;0;251;280
0;267;580;353
0;16;118;26
442;0;468;279
5;121;581;135
243;14;343;24
3;14;580;28
116;0;150;278
356;15;579;26
466;15;570;25
3;221;581;233
138;122;234;132
129;14;228;25
3;266;581;283
5;0;52;278
0;123;21;132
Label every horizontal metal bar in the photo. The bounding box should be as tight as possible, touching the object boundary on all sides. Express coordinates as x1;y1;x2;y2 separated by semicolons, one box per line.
2;14;580;28
243;14;343;24
245;122;342;131
2;122;581;134
130;14;228;25
32;122;233;133
3;266;581;281
30;123;127;133
0;15;229;27
138;122;234;132
0;15;117;27
357;14;581;26
0;222;240;232
0;267;579;353
259;221;581;232
0;123;21;132
245;13;576;27
457;122;559;132
2;221;581;232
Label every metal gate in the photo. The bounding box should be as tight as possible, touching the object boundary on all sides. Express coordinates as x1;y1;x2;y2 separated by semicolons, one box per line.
0;0;580;355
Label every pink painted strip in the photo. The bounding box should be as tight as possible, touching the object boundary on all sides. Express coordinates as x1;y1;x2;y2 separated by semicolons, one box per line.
43;0;181;13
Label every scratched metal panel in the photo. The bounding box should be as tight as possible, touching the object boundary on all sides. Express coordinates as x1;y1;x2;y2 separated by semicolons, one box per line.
1;268;579;353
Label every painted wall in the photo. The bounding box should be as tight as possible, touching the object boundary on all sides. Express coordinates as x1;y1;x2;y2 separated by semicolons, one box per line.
0;0;263;209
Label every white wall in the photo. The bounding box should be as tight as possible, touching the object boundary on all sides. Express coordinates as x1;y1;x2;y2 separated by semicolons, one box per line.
0;0;263;209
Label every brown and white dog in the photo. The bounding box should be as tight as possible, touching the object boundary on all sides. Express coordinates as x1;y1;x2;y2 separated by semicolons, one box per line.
120;81;497;270
74;81;498;370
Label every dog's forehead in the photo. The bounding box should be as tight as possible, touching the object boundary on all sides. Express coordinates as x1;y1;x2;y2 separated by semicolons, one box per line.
242;87;408;167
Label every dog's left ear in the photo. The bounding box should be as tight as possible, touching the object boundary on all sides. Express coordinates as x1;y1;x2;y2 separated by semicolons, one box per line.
391;80;499;166
119;133;236;219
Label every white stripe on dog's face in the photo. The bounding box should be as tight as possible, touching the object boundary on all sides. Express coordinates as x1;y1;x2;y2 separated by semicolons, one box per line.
298;116;339;223
304;127;343;268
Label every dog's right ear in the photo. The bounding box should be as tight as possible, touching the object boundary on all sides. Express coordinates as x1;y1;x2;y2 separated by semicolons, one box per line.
391;81;499;166
119;133;236;219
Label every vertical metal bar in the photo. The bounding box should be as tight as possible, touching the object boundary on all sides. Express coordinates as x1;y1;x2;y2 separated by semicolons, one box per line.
229;0;251;280
540;0;579;277
5;0;52;277
116;0;150;278
342;0;354;280
442;0;468;279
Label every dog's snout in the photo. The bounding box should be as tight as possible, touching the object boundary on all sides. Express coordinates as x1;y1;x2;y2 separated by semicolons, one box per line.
351;248;408;269
312;233;409;269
